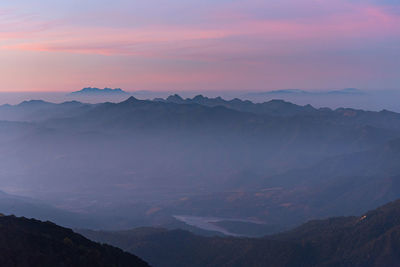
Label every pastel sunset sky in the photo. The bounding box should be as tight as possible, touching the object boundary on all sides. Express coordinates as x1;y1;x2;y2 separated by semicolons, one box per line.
0;0;399;92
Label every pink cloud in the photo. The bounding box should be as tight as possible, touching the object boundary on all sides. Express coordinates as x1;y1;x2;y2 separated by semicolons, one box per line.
1;1;399;92
2;23;229;56
2;1;399;61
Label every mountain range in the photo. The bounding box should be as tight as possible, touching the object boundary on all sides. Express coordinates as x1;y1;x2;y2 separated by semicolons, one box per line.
1;95;400;237
80;198;400;267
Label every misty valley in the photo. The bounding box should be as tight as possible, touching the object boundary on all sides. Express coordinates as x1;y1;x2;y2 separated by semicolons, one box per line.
1;95;400;235
2;94;400;266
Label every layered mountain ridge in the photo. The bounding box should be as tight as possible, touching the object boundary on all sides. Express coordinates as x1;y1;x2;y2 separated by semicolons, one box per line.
1;95;400;236
80;198;400;267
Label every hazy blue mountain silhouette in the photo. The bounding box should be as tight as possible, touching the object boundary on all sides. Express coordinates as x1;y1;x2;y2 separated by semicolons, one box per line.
1;96;400;236
69;87;128;95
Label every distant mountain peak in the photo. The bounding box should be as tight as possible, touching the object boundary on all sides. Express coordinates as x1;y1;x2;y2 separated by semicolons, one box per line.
121;96;140;104
18;100;53;107
193;95;206;101
166;94;184;103
230;98;243;103
69;87;128;95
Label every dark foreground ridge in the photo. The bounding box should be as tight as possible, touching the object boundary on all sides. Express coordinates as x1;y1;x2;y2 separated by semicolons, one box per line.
0;214;149;267
81;199;400;267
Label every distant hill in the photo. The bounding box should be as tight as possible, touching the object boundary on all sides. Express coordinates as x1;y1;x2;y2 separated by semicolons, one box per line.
0;214;149;267
243;88;365;97
69;87;128;95
0;100;91;121
327;88;364;95
80;199;400;267
258;89;308;95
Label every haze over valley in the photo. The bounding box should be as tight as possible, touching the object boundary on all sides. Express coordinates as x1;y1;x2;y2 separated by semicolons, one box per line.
1;93;400;238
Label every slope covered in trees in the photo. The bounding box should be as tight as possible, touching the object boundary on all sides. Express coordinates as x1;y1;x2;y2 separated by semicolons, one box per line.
0;214;149;267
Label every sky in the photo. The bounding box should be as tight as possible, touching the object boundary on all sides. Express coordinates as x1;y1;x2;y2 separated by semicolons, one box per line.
0;0;399;92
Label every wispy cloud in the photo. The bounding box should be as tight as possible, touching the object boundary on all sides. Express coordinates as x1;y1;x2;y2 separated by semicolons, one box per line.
2;1;399;58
